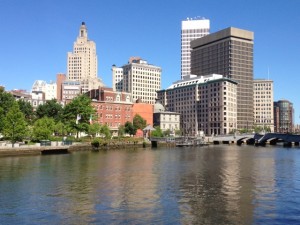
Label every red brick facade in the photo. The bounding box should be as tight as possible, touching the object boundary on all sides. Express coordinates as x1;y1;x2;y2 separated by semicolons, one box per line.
132;102;154;126
87;87;133;131
87;87;154;133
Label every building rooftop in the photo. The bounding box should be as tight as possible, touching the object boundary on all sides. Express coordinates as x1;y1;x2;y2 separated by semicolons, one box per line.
166;74;236;90
191;27;254;49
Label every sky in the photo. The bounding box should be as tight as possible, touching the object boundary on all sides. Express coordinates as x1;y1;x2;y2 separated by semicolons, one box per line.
0;0;300;122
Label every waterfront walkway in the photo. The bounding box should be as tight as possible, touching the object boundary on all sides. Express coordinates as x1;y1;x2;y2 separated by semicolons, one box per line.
0;142;91;157
0;145;68;156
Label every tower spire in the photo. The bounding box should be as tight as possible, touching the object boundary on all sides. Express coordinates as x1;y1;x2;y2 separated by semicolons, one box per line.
79;22;88;39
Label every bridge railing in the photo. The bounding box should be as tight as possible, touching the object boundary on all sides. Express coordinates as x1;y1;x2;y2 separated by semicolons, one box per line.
150;137;177;142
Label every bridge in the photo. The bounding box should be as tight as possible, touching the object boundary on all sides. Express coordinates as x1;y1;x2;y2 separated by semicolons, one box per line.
254;133;300;146
211;134;254;145
150;134;255;146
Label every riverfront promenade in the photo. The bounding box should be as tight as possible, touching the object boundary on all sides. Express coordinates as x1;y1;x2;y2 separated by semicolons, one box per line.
0;142;92;157
0;140;150;156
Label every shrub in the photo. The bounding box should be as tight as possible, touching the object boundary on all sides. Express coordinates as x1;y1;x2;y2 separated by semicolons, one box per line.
91;139;100;148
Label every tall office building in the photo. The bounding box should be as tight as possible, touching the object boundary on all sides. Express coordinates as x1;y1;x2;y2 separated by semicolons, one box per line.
112;57;161;104
191;27;254;130
253;79;274;132
181;17;210;79
67;22;104;93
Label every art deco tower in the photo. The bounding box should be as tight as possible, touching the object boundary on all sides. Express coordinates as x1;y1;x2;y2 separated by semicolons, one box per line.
67;22;104;93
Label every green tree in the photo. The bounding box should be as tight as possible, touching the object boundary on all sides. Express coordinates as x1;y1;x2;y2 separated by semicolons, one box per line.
32;117;55;141
100;124;111;139
0;87;15;114
62;95;96;138
88;123;101;138
35;99;63;122
54;121;66;136
124;121;137;136
163;129;171;137
17;99;34;124
2;102;27;147
118;125;125;137
175;129;182;136
133;114;147;130
0;88;15;133
151;126;163;137
253;126;262;134
0;107;4;134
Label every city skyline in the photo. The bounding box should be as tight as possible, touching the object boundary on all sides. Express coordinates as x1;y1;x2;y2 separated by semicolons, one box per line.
0;0;299;122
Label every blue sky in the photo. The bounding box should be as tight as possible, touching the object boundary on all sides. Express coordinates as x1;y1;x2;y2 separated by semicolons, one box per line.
1;0;300;122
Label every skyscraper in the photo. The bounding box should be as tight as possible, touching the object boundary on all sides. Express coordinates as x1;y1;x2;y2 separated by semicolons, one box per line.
67;22;104;93
191;27;254;130
181;17;210;79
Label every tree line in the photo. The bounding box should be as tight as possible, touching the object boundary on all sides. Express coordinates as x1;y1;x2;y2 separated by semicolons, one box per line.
0;87;168;146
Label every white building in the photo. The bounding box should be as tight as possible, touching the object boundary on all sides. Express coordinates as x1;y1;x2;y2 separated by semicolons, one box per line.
112;57;161;104
31;80;57;100
253;79;274;132
153;100;180;133
31;91;45;108
157;74;237;136
61;81;81;103
67;22;104;93
181;17;210;79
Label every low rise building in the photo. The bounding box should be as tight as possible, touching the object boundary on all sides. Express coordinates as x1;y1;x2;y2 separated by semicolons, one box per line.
9;89;32;103
32;80;57;100
31;91;45;108
132;98;154;126
9;89;45;109
153;100;180;134
86;87;133;133
61;81;81;104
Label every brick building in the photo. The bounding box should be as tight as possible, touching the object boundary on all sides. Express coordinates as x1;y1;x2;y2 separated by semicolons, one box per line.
86;87;133;133
132;98;154;126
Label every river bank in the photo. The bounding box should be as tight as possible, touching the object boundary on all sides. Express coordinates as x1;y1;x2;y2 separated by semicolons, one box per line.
0;140;176;157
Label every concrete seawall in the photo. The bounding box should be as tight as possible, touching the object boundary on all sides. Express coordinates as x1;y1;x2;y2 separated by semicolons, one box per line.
0;142;152;157
0;143;92;157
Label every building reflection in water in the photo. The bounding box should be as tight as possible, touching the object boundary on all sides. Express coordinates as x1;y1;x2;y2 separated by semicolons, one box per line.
252;149;276;222
176;146;256;224
93;150;161;224
2;146;300;224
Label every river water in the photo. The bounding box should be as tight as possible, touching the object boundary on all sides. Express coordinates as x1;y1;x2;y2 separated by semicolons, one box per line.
1;145;300;224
